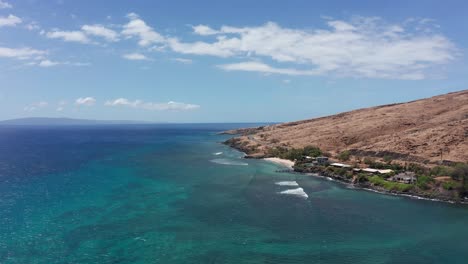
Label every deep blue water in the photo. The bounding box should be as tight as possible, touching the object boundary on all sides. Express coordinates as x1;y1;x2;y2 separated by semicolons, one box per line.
0;124;467;264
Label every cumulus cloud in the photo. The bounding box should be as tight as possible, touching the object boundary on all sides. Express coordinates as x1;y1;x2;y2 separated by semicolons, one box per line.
81;24;119;42
75;97;96;106
0;46;47;60
0;14;21;27
167;18;457;79
192;25;219;35
0;1;12;9
121;12;164;46
46;30;91;44
122;53;149;60
105;98;200;111
24;101;48;112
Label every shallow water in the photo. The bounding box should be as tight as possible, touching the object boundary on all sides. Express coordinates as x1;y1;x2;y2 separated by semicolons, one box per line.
0;124;467;264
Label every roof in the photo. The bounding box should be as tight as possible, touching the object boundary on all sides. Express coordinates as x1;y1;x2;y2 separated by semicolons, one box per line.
377;169;393;174
330;162;351;168
357;168;394;174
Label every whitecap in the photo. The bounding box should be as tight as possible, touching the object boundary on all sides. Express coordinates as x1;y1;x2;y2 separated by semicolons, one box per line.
275;181;299;187
210;158;248;166
213;152;223;155
279;187;308;199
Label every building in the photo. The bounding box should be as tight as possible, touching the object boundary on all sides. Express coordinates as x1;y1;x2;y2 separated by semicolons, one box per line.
391;172;416;184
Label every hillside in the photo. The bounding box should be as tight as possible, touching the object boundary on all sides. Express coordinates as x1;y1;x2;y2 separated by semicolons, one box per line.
224;90;468;165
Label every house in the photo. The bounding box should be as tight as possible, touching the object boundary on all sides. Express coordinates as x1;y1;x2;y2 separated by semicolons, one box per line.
391;172;416;184
316;156;329;165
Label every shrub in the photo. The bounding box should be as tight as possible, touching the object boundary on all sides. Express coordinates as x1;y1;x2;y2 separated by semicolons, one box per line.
442;181;458;190
430;166;454;176
416;175;433;190
383;155;393;164
338;150;351;161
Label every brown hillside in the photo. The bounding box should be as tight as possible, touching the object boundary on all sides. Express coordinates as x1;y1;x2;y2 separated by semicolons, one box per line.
225;90;468;164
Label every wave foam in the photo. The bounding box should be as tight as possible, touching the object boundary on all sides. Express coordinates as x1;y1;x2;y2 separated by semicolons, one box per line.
213;152;223;155
275;181;299;187
210;158;248;166
279;188;308;199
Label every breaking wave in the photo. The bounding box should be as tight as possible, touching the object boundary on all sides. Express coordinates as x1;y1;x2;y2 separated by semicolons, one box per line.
210;158;248;166
213;152;223;155
275;181;299;187
279;187;308;199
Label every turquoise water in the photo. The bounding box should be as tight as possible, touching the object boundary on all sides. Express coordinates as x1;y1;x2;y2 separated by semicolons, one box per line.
0;124;467;263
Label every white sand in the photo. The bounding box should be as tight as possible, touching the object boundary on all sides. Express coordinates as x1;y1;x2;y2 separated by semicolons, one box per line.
263;157;295;169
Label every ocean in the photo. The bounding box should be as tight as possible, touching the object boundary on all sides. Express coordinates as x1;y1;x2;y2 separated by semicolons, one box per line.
0;124;467;264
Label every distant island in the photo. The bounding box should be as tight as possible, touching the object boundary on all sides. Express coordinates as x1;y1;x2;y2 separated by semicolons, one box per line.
0;117;152;126
223;90;468;203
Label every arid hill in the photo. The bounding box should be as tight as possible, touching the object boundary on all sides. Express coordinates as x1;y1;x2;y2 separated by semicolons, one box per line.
224;90;468;165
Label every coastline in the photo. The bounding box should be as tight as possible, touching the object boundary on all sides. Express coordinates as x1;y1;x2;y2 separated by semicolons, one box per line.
298;166;468;204
224;139;466;204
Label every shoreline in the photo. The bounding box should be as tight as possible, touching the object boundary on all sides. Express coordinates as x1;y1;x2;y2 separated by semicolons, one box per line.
263;157;295;169
304;171;467;205
224;139;466;205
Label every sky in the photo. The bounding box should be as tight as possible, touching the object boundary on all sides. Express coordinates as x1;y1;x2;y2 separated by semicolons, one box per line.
0;0;467;123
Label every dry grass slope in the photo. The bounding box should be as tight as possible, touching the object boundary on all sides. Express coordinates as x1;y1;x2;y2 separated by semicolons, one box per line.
226;90;468;164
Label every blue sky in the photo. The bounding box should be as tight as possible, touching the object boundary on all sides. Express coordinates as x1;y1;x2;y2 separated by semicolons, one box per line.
0;0;466;122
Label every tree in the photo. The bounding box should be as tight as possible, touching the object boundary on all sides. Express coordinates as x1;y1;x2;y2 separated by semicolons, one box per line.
451;163;468;196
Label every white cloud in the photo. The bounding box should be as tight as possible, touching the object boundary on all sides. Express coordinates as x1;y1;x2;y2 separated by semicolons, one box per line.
25;21;40;31
27;60;91;67
0;46;47;60
0;1;12;9
168;18;457;80
46;30;91;44
56;100;66;111
38;60;60;67
122;53;149;60
192;25;219;35
24;101;48;112
0;14;21;27
218;61;319;76
172;58;193;64
75;97;96;106
81;24;119;42
121;13;164;46
105;98;200;111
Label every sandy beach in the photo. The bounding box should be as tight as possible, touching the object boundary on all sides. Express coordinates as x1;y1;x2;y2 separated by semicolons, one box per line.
263;157;295;169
